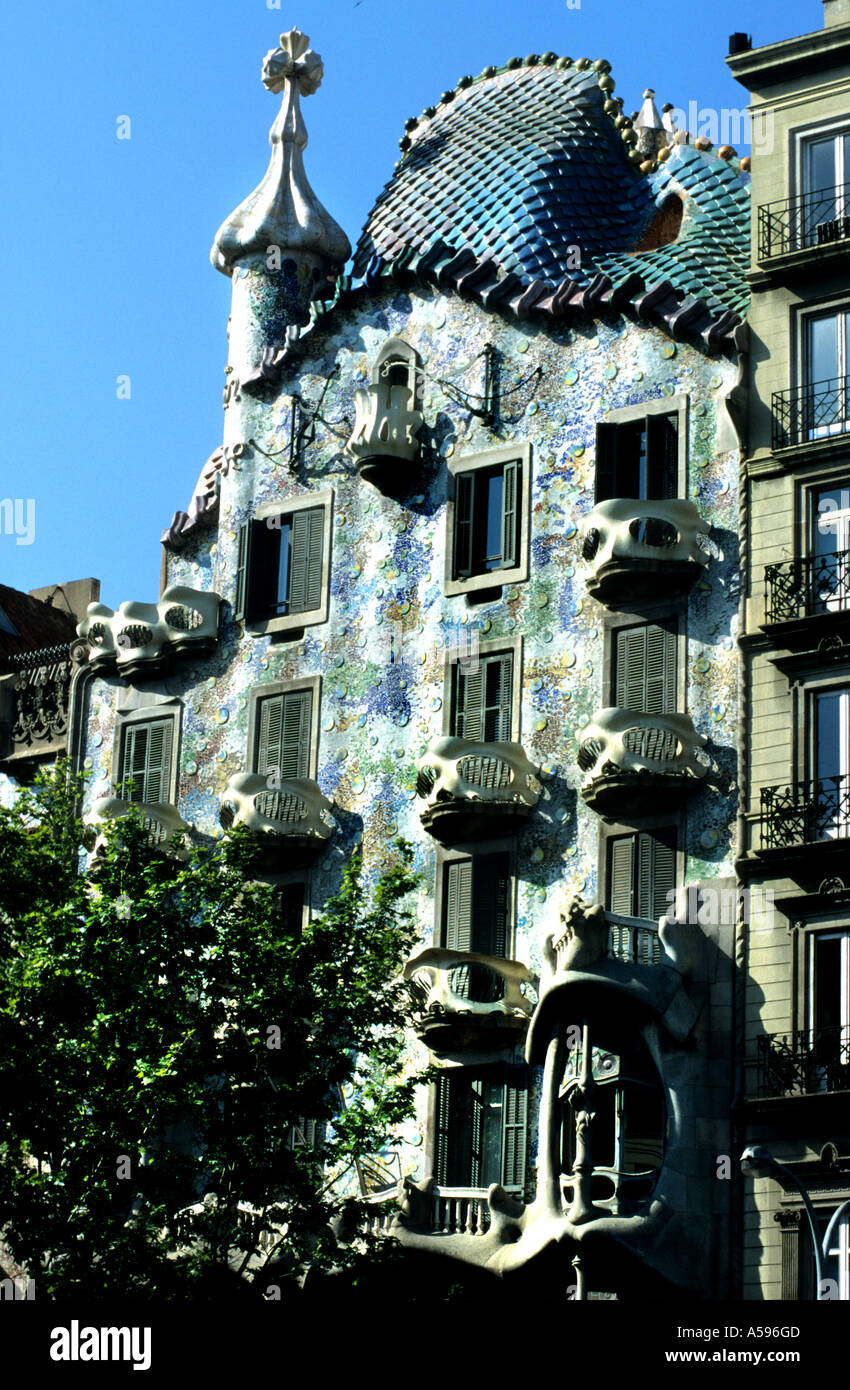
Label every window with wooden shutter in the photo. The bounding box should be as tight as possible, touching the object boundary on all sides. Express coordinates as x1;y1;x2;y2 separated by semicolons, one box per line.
443;852;510;957
452;651;513;742
234;521;255;621
608;829;677;921
615;623;677;713
254;689;312;782
433;1071;527;1192
119;718;173;805
237;498;329;628
453;461;521;579
287;507;324;615
595;413;679;502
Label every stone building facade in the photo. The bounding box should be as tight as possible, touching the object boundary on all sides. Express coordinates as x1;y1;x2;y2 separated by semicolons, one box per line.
67;30;758;1298
730;0;850;1304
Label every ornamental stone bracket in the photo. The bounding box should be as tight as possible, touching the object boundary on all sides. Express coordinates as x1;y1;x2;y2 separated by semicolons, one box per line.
85;797;192;863
404;947;534;1055
388;896;730;1299
415;736;541;843
579;498;711;604
576;708;709;818
76;586;221;681
219;771;334;866
345;338;424;494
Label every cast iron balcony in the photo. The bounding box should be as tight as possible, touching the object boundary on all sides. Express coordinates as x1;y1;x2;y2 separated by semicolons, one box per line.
219;772;334;864
577;709;709;818
415;736;541;842
403;946;533;1054
757;1026;850;1099
760;774;850;850
758;184;850;261
579;498;710;604
772;375;850;451
765;551;850;625
549;910;662;970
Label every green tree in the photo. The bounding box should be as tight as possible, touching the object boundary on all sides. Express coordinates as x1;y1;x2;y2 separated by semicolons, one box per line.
0;763;424;1299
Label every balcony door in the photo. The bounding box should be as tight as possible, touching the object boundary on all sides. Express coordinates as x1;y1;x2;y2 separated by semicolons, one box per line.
808;930;850;1093
812;485;850;612
805;310;850;439
814;689;850;838
804;132;850;243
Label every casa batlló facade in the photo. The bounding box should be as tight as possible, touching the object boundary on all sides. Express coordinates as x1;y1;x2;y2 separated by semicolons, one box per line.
10;6;845;1303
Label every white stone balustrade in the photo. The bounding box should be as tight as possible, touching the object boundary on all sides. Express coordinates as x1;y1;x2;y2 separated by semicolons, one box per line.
404;947;534;1018
85;797;191;859
577;708;709;785
579;498;710;597
219;772;333;846
77;586;221;677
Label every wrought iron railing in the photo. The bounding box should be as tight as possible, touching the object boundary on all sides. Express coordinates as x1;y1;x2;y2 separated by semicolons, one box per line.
757;1026;850;1098
758;184;850;260
765;550;850;623
760;774;850;849
606;914;662;966
772;375;850;450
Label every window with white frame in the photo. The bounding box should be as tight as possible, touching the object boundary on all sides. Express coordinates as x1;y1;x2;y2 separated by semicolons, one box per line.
810;483;850;612
808;928;850;1091
813;688;850;837
803;308;850;440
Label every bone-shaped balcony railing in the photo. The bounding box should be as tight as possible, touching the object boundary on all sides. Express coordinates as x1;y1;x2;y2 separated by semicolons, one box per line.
579;498;710;591
347;381;423;465
404;947;534;1017
218;772;334;846
577;708;709;785
85;797;191;859
415;737;541;836
77;586;221;677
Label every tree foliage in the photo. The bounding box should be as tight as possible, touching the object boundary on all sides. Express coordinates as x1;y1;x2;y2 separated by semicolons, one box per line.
0;764;424;1298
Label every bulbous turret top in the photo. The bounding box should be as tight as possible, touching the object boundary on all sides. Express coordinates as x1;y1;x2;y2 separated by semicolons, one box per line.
211;29;351;277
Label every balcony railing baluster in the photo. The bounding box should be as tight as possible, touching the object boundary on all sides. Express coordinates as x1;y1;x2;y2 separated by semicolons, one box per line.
765;549;850;622
758;182;850;260
772;374;850;450
760;773;850;849
757;1026;850;1097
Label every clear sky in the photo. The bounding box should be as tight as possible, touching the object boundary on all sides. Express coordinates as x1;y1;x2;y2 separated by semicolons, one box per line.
0;0;825;610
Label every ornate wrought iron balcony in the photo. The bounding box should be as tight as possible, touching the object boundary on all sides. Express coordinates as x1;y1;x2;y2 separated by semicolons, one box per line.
0;641;79;768
404;946;533;1053
85;796;191;862
757;1026;850;1098
764;550;850;624
579;498;710;603
772;375;850;451
548;911;661;970
77;586;221;680
760;774;850;850
415;736;541;842
758;184;850;261
577;708;709;818
219;771;334;863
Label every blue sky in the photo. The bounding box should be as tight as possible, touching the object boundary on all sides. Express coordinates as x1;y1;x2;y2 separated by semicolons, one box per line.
0;0;824;610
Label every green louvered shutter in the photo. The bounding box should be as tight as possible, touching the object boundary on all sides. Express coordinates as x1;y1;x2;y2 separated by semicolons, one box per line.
287;507;324;615
454;472;475;577
456;663;484;741
595;422;620;502
434;1074;452;1185
256;690;311;781
484;652;513;741
122;719;171;804
469;1079;484;1188
444;860;473;952
609;835;636;917
647;412;678;499
501;1083;528;1190
471;852;509;956
234;521;256;620
637;830;677;923
616;624;676;713
500;461;519;568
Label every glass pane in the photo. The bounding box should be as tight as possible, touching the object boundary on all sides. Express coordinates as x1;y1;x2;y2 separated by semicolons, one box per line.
816;691;845;780
809;314;840;385
813;934;844;1032
478;1080;504;1186
813;486;850;555
275;521;291;612
484;471;504;568
807;137;837;196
